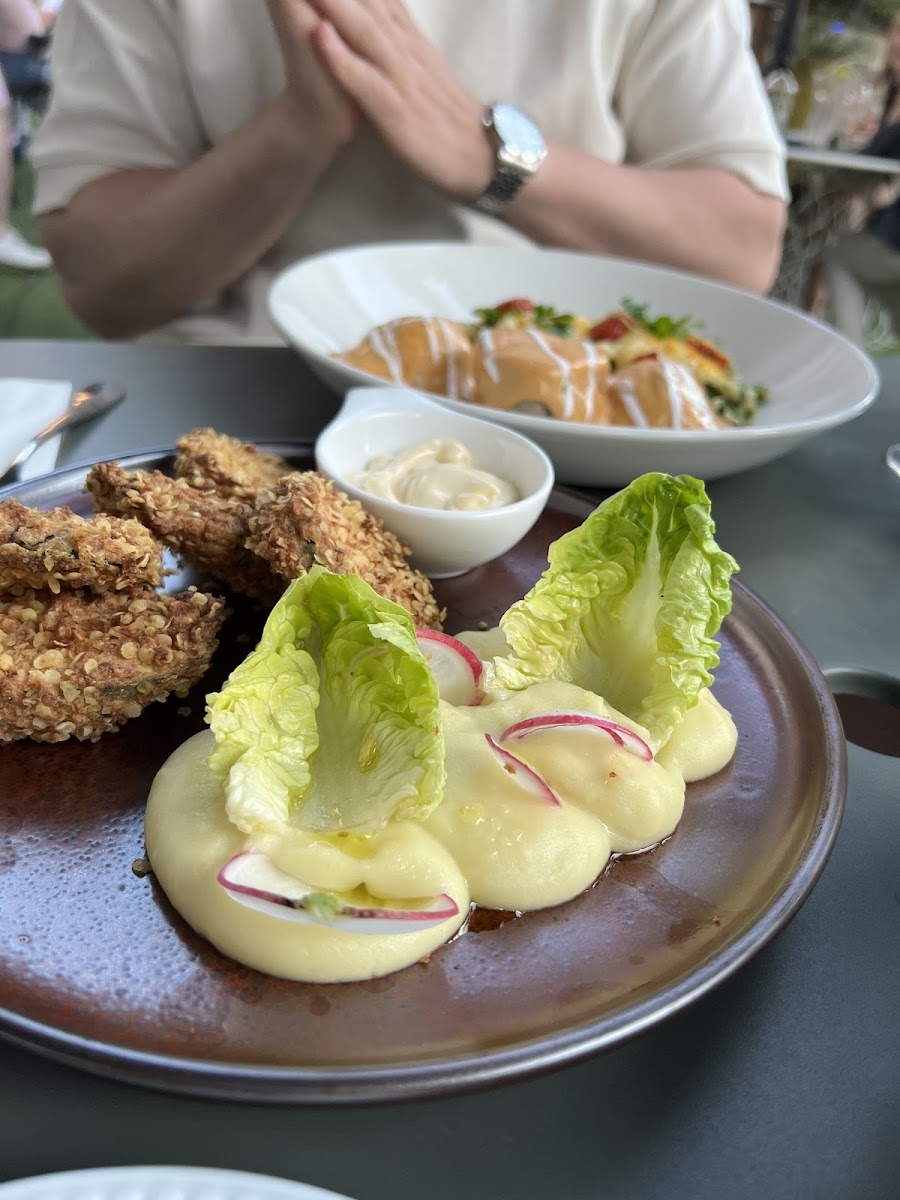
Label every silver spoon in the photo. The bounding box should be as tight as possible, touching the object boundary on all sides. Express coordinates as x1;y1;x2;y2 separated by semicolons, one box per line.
887;443;900;480
0;382;126;489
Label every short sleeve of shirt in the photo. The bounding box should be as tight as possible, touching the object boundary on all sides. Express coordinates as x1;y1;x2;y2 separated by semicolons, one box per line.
616;0;788;201
31;0;206;214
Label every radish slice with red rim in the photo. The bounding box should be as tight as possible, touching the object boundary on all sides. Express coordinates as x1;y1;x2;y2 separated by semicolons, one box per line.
484;733;561;806
498;711;653;762
218;851;459;934
416;629;483;705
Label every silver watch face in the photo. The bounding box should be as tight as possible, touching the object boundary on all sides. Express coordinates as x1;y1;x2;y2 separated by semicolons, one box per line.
491;103;547;167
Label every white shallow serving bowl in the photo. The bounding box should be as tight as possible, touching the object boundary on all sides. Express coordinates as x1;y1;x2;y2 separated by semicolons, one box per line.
0;1167;355;1200
315;386;554;578
269;241;880;487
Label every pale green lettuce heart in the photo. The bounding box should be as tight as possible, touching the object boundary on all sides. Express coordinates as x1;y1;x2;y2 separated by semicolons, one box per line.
206;567;445;835
490;473;738;749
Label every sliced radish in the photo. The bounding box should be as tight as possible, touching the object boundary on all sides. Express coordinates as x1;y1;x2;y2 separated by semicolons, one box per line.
499;711;653;762
217;851;459;935
484;733;561;806
416;629;482;706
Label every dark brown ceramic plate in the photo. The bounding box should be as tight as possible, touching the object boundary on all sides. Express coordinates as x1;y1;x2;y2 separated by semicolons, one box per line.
0;445;846;1104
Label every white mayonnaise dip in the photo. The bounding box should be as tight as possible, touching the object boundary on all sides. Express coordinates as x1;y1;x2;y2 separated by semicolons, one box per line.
351;439;519;511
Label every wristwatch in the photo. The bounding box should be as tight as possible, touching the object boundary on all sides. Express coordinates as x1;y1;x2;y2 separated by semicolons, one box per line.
474;103;547;216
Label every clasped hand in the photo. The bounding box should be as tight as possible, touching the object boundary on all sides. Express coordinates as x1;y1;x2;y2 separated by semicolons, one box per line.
267;0;494;203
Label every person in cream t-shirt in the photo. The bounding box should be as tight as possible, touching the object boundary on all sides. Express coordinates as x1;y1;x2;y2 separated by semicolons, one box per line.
32;0;788;345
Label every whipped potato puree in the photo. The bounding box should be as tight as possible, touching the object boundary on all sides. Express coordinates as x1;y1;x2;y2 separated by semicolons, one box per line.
351;438;518;511
426;679;735;911
146;730;470;983
656;689;737;782
145;672;736;982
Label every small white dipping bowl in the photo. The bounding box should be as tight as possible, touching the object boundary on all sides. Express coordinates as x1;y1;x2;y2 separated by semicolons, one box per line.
315;387;554;578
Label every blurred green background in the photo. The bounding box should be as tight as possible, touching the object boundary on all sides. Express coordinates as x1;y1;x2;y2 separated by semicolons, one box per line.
0;157;88;339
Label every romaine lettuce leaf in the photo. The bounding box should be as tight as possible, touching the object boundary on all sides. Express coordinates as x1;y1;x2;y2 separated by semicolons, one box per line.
206;567;444;835
490;473;737;748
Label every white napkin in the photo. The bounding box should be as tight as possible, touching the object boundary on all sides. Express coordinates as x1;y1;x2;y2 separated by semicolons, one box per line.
0;378;73;482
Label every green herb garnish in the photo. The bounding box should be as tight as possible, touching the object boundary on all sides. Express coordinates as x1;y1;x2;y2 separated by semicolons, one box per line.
533;304;575;337
621;297;699;340
474;306;505;328
302;892;344;921
473;303;575;337
705;382;769;426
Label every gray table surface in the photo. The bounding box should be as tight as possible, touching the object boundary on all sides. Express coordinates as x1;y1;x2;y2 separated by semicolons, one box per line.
0;341;897;1200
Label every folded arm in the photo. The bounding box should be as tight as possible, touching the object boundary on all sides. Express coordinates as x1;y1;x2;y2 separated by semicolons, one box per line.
312;0;786;295
503;146;786;295
39;98;344;339
36;0;356;339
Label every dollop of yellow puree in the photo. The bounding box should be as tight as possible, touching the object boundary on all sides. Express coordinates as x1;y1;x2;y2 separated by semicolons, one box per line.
145;676;736;983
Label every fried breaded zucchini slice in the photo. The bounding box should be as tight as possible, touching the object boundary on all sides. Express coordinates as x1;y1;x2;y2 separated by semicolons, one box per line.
0;498;164;595
86;462;283;604
174;429;295;500
247;473;444;629
0;586;225;743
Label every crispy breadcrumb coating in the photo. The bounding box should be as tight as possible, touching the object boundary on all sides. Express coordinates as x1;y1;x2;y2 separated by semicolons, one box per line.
86;462;283;604
175;428;295;500
0;586;225;743
0;498;164;595
247;473;444;629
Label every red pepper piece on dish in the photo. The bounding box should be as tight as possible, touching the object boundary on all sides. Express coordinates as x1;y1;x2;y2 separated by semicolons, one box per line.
494;298;535;314
686;336;731;370
589;314;632;341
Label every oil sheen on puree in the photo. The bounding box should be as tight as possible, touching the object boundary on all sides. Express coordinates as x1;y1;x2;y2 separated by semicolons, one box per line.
145;670;735;983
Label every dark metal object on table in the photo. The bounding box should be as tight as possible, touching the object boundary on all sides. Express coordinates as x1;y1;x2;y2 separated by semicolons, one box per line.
0;382;126;489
